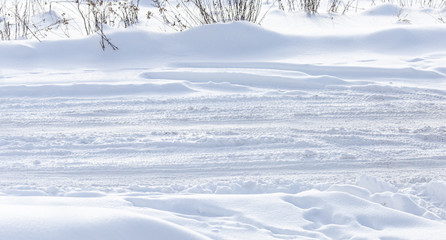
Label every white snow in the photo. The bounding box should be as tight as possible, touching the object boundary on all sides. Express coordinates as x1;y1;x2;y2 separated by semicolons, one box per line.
0;203;210;240
1;181;446;239
1;1;446;239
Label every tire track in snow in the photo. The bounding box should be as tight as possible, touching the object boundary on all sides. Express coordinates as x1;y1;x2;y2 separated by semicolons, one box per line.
1;83;445;188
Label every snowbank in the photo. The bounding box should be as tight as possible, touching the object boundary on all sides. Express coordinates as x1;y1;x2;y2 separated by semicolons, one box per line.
0;204;210;240
2;178;446;240
1;21;446;70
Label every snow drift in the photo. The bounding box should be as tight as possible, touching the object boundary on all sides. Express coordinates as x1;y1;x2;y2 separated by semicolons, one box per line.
2;179;446;240
0;204;210;240
1;21;446;70
1;2;446;240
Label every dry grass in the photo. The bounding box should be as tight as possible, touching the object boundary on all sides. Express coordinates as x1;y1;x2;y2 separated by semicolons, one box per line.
152;0;264;31
0;0;140;49
1;0;445;47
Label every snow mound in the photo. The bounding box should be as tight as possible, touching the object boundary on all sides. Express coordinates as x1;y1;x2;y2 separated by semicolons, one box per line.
362;4;402;16
2;22;446;70
357;175;397;193
140;70;348;90
2;179;446;240
0;83;194;98
0;205;209;240
124;187;446;239
425;181;446;207
31;10;63;29
281;190;446;239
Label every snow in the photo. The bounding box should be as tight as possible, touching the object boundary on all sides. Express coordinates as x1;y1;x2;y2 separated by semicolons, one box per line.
1;181;446;239
1;1;446;239
0;203;210;240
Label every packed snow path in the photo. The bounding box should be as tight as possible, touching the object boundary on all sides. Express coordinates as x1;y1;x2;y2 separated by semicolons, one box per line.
1;64;445;189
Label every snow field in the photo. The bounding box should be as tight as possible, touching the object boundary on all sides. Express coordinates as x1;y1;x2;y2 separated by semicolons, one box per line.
1;2;446;239
1;176;446;240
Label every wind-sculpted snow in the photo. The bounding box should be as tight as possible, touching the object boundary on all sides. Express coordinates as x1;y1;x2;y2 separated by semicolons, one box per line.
1;4;446;239
0;204;211;240
1;21;446;69
1;180;446;240
0;82;195;97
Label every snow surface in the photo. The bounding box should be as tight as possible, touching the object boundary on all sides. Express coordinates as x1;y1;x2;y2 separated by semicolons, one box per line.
1;2;446;239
